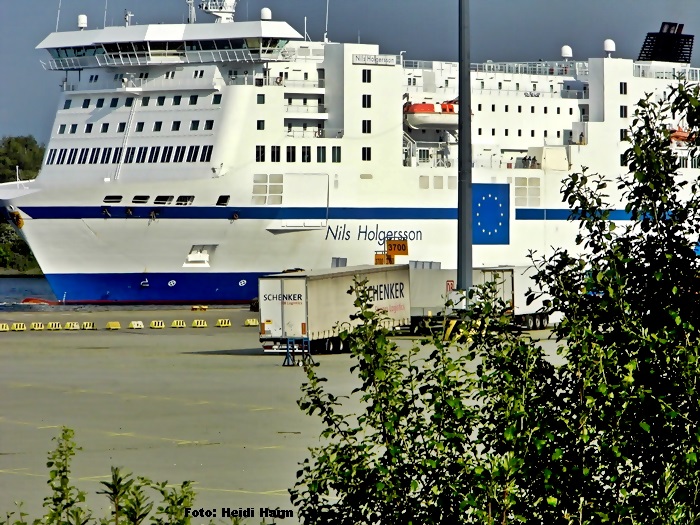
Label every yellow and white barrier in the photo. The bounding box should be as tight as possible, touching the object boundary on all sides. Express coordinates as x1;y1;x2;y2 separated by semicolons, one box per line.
64;322;80;331
216;318;232;328
191;305;209;311
11;323;27;332
82;321;96;330
128;321;145;329
30;322;45;331
47;322;62;331
171;320;186;328
106;321;121;330
244;318;260;327
0;323;10;332
192;319;208;328
150;320;165;329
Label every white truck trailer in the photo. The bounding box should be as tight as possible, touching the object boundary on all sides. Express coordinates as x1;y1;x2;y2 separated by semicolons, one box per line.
259;265;412;353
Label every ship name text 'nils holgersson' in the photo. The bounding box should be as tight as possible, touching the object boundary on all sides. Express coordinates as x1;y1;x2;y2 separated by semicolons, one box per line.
0;7;696;303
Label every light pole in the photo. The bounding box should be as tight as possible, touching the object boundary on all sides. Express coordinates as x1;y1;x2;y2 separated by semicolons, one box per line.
457;0;473;293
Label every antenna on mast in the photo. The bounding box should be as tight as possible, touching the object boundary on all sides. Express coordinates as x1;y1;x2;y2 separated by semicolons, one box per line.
124;10;134;27
323;0;330;43
200;0;238;23
55;0;62;31
103;0;108;28
186;0;196;23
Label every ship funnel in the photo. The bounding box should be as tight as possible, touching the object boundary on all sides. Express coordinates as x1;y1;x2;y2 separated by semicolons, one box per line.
604;39;616;57
561;45;573;60
78;14;88;30
261;7;272;21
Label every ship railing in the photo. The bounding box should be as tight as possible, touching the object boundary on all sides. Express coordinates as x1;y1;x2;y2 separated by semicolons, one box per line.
407;141;454;168
471;60;589;77
286;128;344;139
471;88;587;99
285;104;327;114
222;77;325;88
633;63;699;81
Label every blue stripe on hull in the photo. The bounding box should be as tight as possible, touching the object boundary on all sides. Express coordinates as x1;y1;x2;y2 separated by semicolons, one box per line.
44;272;265;304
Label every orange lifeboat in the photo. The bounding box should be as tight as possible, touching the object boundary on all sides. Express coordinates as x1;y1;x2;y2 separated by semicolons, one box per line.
404;99;459;130
670;127;691;142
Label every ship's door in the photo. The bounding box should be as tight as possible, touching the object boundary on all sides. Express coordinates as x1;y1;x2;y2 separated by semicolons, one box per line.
282;173;329;229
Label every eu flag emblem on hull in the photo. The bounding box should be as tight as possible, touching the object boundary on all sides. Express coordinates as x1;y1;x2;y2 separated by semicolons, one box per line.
473;184;509;245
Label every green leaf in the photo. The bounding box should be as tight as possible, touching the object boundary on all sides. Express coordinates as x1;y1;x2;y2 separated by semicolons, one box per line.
547;496;558;506
552;448;563;461
640;421;651;433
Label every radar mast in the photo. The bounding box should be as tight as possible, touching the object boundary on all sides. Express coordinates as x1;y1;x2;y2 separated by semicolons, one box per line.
200;0;238;23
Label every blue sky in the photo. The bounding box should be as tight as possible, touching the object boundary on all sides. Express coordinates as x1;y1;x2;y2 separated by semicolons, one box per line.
1;0;699;143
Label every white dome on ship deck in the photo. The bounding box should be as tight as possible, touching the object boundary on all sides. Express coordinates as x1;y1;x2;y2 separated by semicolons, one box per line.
561;45;573;59
261;7;272;20
604;39;616;57
78;14;87;30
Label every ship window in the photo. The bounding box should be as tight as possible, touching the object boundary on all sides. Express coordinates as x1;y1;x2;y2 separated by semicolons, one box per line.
491;128;496;136
478;128;482;135
477;104;482;111
557;130;561;139
118;122;126;133
176;196;195;206
505;105;509;112
172;121;181;131
362;147;372;161
46;149;57;165
287;145;296;162
136;122;144;132
68;124;77;134
200;145;213;162
434;176;443;189
154;195;174;205
89;148;101;164
78;148;89;164
111;147;122;163
103;195;122;203
160;146;173;163
362;94;372;108
125;97;134;107
186;146;200;162
82;98;91;108
620;82;627;95
332;146;341;163
257;94;265;104
530;130;535;137
203;120;213;131
480;81;484;89
491;104;496;112
505;129;509;137
132;195;150;204
256;145;266;162
620;154;627;167
419;176;429;189
110;98;119;108
620;105;628;118
96;98;105;108
679;157;689;168
271;145;281;162
63;99;72;110
142;96;150;106
58;124;66;134
148;147;161;163
56;149;67;165
544;107;548;114
302;146;311;163
124;147;136;163
317;146;326;163
544;130;548;137
157;96;166;106
418;149;430;163
213;94;222;104
85;123;93;133
517;130;522;137
174;146;186;162
173;95;182;106
530;106;535;114
190;120;200;131
557;107;561;115
101;123;109;133
67;149;78;164
136;147;148;163
100;148;112;164
362;120;371;134
189;95;198;105
216;195;230;206
620;129;628;141
153;121;162;132
362;69;371;83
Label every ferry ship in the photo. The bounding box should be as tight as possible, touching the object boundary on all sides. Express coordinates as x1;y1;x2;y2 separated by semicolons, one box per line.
0;4;695;303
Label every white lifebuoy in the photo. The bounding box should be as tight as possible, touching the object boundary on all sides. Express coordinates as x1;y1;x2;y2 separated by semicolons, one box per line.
315;130;321;138
275;77;283;85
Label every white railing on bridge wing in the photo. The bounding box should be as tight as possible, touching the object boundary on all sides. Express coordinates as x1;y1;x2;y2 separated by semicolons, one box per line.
633;63;699;81
286;128;343;139
402;59;588;76
469;88;587;99
285;105;327;114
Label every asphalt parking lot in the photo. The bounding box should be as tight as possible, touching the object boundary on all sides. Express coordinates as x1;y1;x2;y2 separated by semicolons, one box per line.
0;307;561;521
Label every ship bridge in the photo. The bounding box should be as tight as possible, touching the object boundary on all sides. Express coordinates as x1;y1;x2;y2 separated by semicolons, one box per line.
37;20;303;71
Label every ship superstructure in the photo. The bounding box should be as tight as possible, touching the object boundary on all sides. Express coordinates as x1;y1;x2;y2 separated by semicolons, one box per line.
0;11;696;303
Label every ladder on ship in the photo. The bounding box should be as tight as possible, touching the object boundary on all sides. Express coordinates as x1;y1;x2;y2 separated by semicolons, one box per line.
114;100;139;180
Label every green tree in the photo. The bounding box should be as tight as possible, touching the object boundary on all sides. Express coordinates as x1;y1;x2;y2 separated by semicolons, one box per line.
291;83;700;523
0;135;45;182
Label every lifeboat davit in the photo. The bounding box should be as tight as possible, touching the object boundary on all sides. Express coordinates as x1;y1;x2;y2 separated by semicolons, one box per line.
404;99;459;130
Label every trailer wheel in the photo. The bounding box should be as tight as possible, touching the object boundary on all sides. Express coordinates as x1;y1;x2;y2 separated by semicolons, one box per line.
330;337;343;353
526;315;535;331
540;314;549;329
534;314;543;331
